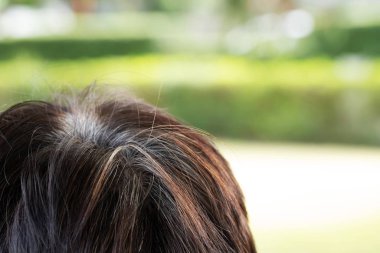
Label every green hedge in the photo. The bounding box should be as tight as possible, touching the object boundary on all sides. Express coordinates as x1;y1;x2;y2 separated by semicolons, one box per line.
0;38;156;60
3;83;380;145
137;85;380;145
1;25;380;60
299;26;380;57
1;55;380;145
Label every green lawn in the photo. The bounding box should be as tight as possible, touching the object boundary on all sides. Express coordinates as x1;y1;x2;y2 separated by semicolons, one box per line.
1;54;380;93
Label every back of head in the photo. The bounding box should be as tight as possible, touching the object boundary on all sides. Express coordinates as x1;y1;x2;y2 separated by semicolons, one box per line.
0;87;256;253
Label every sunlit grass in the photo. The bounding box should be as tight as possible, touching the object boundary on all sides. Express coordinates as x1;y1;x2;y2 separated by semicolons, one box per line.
1;55;380;94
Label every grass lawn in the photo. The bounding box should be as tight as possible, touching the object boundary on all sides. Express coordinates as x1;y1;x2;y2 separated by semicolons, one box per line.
1;54;380;95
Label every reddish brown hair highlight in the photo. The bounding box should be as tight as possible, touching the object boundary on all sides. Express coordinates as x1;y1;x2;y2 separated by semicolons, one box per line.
0;87;256;253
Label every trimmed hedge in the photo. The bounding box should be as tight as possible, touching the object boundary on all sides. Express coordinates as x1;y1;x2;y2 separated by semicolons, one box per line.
0;38;156;60
299;26;380;57
3;82;380;145
1;55;380;145
1;25;380;60
137;85;380;145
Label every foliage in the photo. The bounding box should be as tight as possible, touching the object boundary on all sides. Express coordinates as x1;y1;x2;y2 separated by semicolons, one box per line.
139;85;380;144
0;38;156;60
1;55;380;145
7;0;42;6
298;25;380;58
1;25;380;60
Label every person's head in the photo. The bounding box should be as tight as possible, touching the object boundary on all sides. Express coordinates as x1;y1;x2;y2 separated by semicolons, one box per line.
0;87;255;252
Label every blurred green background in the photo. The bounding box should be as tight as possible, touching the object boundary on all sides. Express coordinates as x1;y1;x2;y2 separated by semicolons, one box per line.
1;0;380;145
1;0;380;252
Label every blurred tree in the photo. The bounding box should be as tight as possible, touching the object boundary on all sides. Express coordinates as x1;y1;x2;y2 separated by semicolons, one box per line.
70;0;96;12
67;0;192;12
0;0;7;9
225;0;249;13
7;0;42;6
223;0;296;20
224;0;251;19
251;0;295;13
144;0;191;11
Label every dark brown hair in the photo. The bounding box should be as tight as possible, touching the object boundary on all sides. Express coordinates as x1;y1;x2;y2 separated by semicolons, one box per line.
0;87;256;253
